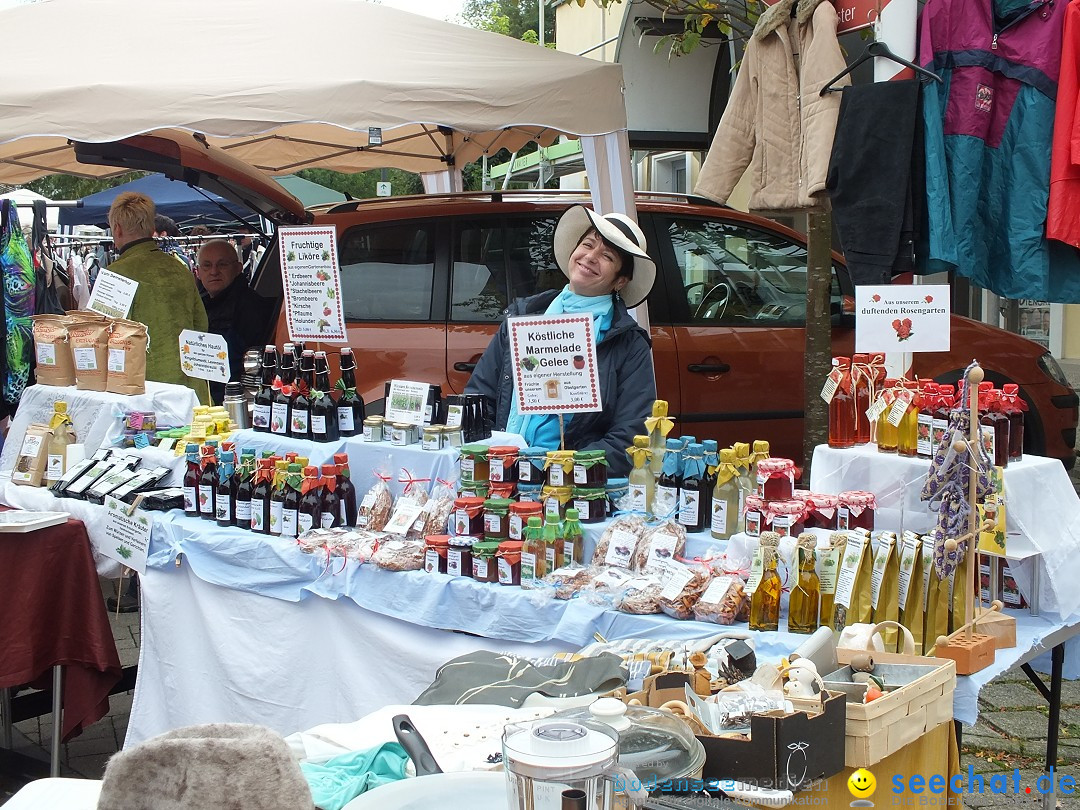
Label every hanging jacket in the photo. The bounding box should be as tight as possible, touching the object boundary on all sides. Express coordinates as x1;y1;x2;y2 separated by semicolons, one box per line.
0;201;34;416
920;0;1080;301
694;0;847;213
1048;0;1080;248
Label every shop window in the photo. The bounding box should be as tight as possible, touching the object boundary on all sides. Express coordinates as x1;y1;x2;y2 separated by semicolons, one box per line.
338;223;434;321
667;218;842;326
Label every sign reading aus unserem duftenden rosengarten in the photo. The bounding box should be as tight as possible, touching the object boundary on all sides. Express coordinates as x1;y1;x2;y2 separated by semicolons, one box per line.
278;227;346;342
855;284;951;354
508;314;601;414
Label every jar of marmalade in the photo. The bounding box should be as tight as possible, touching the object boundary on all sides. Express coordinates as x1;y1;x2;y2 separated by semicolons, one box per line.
458;481;489;500
572;450;609;488
423;534;450;574
765;499;808;538
793;491;838;530
453;497;486;536
459;443;491;482
756;458;796;500
509;501;543;540
447;536;477;578
572;487;608;523
744;495;765;536
483;498;514;539
605;478;629;512
541;484;573;521
517;448;547;485
487;481;517;501
517;483;542;502
838;491;877;532
497;540;524;585
471;540;501;582
545;450;576;487
487;446;519;484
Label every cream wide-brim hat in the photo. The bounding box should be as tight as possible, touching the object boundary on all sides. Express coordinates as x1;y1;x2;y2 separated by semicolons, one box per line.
552;205;657;308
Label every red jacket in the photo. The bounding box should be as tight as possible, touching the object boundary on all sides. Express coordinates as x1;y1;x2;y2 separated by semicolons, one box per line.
1049;0;1080;248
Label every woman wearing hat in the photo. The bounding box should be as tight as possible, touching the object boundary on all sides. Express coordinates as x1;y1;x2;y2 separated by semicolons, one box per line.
465;205;656;477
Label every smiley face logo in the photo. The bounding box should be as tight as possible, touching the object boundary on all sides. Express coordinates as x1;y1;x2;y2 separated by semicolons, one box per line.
848;768;877;803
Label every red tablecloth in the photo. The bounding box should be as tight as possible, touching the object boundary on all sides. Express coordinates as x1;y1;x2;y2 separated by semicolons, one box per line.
0;517;122;740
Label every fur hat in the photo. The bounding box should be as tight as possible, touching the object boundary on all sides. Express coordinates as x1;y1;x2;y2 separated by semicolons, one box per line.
96;723;314;810
552;205;657;308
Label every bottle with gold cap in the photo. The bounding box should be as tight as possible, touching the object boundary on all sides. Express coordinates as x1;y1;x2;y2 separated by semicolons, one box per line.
732;442;753;515
710;448;741;540
644;400;674;477
626;435;654;513
44;401;76;487
748;440;770;497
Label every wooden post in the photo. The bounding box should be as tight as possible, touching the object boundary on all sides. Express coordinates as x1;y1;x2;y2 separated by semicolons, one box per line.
558;413;565;451
966;364;983;640
803;211;833;480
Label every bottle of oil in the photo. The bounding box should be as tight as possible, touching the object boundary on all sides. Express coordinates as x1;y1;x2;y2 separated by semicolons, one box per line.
626;435;654;514
897;380;920;457
645;400;674;477
748;440;771;492
818;533;845;629
828;357;855;449
710;448;741;540
749;532;782;632
787;533;821;634
520;515;545;588
542;513;563;573
877;379;900;453
733;442;753;514
562;508;583;568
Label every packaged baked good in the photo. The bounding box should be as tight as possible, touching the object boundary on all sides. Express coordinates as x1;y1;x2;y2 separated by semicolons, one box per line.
582;566;636;607
692;575;749;625
615;576;664;615
370;537;425;571
544;566;593;600
591;514;649;569
357;478;393;531
635;519;687;574
420;479;456;538
658;564;712;620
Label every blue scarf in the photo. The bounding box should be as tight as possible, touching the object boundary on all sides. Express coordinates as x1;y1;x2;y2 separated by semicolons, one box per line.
505;287;615;448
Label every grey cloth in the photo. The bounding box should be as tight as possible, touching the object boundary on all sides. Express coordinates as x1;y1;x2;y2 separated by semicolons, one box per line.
413;650;628;707
464;290;655;478
97;723;314;810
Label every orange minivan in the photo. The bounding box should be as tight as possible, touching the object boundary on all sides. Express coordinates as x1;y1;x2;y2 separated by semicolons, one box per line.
78;131;1079;467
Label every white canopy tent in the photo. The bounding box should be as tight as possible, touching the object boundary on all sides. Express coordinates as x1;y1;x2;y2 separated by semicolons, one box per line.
0;188;59;230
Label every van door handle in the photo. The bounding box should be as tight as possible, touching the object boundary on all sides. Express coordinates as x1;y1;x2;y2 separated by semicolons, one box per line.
687;363;730;374
454;362;477;372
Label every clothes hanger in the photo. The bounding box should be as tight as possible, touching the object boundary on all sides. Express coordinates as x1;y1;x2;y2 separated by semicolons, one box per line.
820;40;943;96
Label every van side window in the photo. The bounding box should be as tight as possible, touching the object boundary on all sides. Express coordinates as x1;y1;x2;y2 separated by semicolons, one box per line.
338;223;434;321
667;218;842;326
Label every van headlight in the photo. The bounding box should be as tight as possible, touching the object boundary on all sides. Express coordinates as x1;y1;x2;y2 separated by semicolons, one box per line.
1038;352;1071;388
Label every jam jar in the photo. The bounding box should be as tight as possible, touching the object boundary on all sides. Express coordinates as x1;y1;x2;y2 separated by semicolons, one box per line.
541;484;573;520
572;450;609;488
497;540;524;585
517;448;547;485
572;487;608;523
517;483;542;502
756;458;796;500
447;536;476;578
483;498;514;539
487;481;517;501
744;494;765;536
838;490;877;532
509;501;543;540
605;478;629;512
545;450;576;487
362;416;384;442
487;446;520;484
423;534;450;574
794;491;838;530
453;496;486;536
459;443;491;483
458;481;489;500
471;540;501;582
764;499;808;538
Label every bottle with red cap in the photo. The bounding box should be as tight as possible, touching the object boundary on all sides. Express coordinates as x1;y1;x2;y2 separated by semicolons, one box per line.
828;357;855;449
851;353;872;445
319;464;341;528
297;465;323;535
1001;383;1026;462
980;388;1011;467
917;382;938;458
335;452;358;527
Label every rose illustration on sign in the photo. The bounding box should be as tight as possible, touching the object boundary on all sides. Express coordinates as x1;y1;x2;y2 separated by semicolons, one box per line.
925;295;934;303
871;294;881;302
891;317;914;342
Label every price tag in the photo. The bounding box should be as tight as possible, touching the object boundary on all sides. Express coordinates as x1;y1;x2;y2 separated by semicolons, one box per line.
384;501;425;535
745;550;765;595
897;531;921;607
819;368;842;404
866;392;891;422
870;533;895;610
100;497;151;574
886;388;913;426
702;575;736;604
658;562;694;601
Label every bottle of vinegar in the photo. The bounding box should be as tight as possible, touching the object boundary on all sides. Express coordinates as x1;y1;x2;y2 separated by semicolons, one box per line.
787;533;821;634
678;442;707;533
749;532;782;632
654;438;683;520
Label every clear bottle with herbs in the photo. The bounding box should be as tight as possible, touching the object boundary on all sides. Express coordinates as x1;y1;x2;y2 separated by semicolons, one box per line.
297;465;323;535
310;351;340;443
280;463;303;539
520;516;546;588
215;450;236;527
678;442;707;533
626;436;654;514
335;347;365;437
335;453;358;527
319;463;341;528
749;532;782;632
562;508;583;568
710;448;741;540
787;533;821;634
252;345;278;433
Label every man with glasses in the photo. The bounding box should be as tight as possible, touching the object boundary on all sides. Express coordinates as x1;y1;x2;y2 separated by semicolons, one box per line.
197;238;275;403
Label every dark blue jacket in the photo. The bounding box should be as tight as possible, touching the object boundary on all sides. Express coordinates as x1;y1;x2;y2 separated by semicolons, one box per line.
464;290;655;477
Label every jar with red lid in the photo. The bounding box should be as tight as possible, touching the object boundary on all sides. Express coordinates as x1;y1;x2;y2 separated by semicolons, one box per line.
837;490;877;532
447;536;477;578
497;540;524;585
423;534;450;574
509;501;543;540
756;458;795;500
744;495;765;536
793;491;838;530
764;499;808;538
487;446;520;484
488;481;517;501
453;496;485;536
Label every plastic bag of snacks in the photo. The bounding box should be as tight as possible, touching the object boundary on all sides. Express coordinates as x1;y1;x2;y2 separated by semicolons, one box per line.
591;514;649;569
582;566;636;607
420;478;456;538
327;529;380;564
357;473;394;531
692;575;750;625
387;472;429;539
658;563;712;620
634;519;687;575
370;537;425;571
615;575;664;615
543;566;594;600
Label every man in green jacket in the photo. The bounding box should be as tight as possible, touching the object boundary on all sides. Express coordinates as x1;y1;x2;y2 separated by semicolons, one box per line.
108;192;209;400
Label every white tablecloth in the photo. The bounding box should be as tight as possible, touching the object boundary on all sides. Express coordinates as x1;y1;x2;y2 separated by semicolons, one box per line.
809;444;1080;618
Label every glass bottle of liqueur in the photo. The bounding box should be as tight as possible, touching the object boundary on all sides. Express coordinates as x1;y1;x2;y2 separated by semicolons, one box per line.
290;350;315;440
850;353;872;445
897;380;920;457
269;459;290;536
733;442;753;515
252;345;278;433
981;388;1011;467
626;435;654;514
828;356;856;448
335;347;365;438
542;513;564;573
933;384;954;453
748;532;782;632
520;515;546;588
44;401;76;486
678;442;707;533
1001;383;1025;462
917;382;939;458
197;444;218;521
653;438;683;519
297;465;323;535
249;459;276;534
182;443;201;517
234;451;256;530
701;439;719;529
279;463;303;539
271;344;295;436
562;508;584;568
215;450;236;527
877;379;900;453
787;533;821;634
311;351;340;443
710;448;741;540
644;399;675;478
748;440;771;488
335;452;358;527
319;464;341;528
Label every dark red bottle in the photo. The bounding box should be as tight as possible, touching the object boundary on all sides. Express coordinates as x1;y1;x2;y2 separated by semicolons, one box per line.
1001;383;1026;462
334;452;358;527
297;465;323;536
182;443;200;517
197;445;218;521
319;464;341;528
980;389;1011;468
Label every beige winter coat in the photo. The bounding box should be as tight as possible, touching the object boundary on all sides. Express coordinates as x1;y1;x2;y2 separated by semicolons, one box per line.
695;0;848;213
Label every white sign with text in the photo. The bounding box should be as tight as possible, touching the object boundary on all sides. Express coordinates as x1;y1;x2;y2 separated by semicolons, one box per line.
508;314;602;414
178;330;230;383
86;269;138;319
100;497;152;574
278;227;346;342
855;285;951;354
